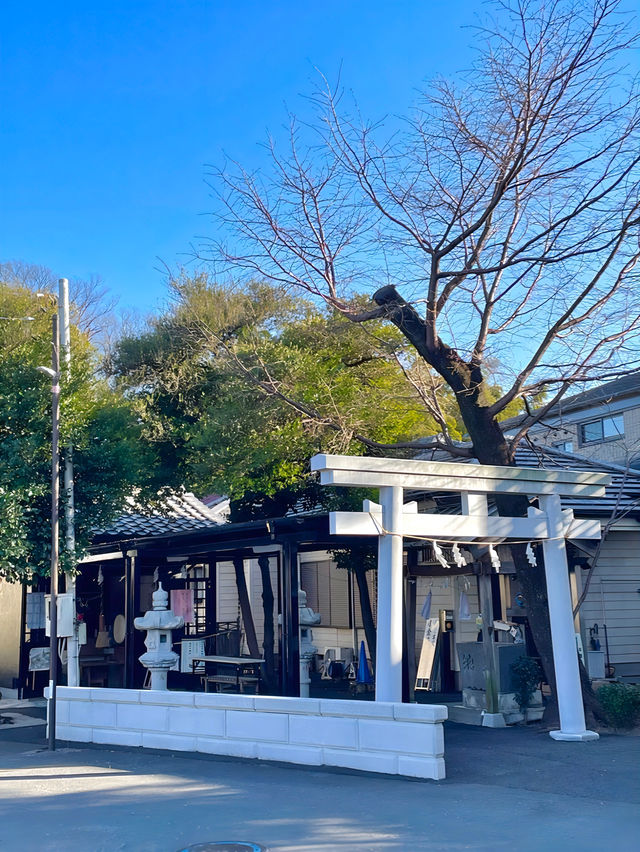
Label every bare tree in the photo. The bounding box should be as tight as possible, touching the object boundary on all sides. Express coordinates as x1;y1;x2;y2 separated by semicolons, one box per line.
205;0;640;719
0;260;117;342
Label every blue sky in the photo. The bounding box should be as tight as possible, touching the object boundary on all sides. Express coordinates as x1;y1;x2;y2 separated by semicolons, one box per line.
1;1;498;314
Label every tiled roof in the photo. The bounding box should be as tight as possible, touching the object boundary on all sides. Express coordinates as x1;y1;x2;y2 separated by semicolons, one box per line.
548;373;640;414
417;443;640;518
511;444;640;517
94;491;230;540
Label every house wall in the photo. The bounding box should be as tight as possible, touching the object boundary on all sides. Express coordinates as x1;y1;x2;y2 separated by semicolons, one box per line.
0;578;22;689
529;397;640;466
297;550;483;683
216;560;239;624
579;526;640;675
299;551;361;659
216;557;279;656
414;575;480;683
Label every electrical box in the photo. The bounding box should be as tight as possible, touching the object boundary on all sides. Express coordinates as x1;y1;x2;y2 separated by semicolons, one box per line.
439;609;454;632
45;593;74;638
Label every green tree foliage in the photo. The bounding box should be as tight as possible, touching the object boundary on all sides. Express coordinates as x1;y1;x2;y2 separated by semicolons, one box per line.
0;281;151;581
111;273;455;515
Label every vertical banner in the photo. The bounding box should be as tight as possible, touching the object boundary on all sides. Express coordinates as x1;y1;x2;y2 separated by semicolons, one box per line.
415;617;441;690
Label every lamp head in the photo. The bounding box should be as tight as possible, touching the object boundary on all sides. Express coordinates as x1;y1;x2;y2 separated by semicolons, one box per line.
36;366;57;379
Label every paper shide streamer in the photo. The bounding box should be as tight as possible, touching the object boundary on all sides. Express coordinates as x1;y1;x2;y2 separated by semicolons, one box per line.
432;541;449;569
488;545;501;572
452;543;468;568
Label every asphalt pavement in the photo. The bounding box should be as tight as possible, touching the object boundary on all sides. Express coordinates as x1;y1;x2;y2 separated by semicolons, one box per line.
0;705;638;852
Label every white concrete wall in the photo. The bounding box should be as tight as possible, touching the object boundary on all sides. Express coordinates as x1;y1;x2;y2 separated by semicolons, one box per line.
51;686;447;780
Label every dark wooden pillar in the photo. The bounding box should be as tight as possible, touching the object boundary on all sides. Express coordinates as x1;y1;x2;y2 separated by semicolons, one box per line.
280;540;300;696
403;554;417;702
233;555;260;658
206;560;217;638
124;549;138;689
258;554;276;691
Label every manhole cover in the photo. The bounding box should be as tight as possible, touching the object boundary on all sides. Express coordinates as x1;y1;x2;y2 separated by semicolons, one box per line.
178;844;266;852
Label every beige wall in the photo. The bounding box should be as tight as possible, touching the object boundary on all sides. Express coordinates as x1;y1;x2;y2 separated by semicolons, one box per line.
0;579;22;689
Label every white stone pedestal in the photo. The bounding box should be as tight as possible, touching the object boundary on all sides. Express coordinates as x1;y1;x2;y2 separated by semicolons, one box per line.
550;730;599;742
481;711;507;728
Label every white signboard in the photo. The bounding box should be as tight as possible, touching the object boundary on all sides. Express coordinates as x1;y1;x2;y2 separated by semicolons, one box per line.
416;618;441;691
181;639;205;673
28;647;50;672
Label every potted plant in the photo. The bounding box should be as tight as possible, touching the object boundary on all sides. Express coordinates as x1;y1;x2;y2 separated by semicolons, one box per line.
510;656;542;721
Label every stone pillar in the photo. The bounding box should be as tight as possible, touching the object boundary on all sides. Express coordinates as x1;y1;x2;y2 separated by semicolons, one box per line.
540;494;598;741
376;485;404;702
298;589;320;698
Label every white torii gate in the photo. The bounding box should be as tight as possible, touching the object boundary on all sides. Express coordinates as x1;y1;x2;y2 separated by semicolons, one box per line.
311;454;610;742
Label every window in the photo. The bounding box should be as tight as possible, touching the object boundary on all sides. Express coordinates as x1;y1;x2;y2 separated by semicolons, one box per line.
578;414;624;445
552;441;573;452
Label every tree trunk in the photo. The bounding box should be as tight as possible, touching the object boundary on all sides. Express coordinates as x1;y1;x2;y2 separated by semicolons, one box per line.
233;556;260;658
258;554;276;691
354;564;377;669
465;413;561;721
373;284;603;721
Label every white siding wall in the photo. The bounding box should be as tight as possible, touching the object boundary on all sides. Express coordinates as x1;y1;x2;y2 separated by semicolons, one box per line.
216;561;238;624
245;556;279;655
216;558;280;657
414;576;480;674
580;529;640;668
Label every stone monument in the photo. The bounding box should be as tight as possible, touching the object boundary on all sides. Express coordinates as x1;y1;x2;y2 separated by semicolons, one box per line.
134;583;184;690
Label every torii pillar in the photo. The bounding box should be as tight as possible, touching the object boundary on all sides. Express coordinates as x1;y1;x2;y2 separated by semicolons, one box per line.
377;486;404;702
311;453;607;742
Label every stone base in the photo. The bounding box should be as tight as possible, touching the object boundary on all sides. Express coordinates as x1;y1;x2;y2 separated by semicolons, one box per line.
481;711;506;728
464;688;544;724
549;729;599;742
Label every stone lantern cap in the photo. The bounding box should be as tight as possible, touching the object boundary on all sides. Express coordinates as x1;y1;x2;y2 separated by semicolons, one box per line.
134;582;184;632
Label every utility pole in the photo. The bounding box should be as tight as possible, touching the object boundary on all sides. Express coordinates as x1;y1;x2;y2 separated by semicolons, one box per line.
39;316;60;751
58;279;79;686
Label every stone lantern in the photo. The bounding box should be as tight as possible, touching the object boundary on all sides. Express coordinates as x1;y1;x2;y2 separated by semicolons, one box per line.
134;583;184;690
298;588;321;698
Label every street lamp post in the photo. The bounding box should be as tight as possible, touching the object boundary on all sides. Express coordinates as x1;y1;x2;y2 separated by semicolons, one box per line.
38;315;60;751
58;279;78;686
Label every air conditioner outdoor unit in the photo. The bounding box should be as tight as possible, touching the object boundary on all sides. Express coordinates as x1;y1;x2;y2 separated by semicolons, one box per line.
324;646;355;663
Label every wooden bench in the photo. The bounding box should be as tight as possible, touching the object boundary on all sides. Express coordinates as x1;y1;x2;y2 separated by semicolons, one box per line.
193;655;263;694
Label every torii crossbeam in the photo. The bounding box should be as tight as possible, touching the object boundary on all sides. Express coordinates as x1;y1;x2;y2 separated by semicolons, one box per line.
311;454;610;742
